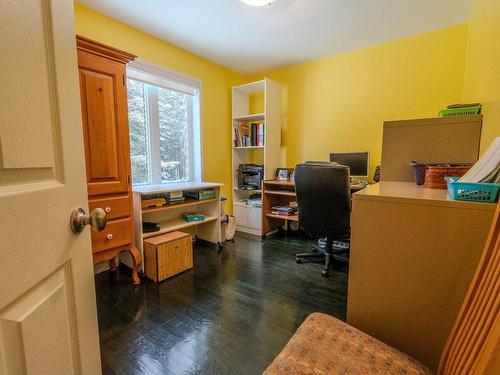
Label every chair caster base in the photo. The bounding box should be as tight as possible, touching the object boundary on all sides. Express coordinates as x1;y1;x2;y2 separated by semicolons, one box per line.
296;257;303;264
321;269;329;277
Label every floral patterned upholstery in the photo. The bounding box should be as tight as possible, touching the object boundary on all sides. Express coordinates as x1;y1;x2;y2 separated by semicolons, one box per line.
264;313;433;375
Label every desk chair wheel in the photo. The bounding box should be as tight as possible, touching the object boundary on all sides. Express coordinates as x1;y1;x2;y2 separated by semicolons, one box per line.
296;257;303;264
321;269;329;277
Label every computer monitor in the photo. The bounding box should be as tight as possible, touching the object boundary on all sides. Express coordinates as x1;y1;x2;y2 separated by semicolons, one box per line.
330;152;369;178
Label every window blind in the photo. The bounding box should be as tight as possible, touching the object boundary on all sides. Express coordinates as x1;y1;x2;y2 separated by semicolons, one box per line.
127;59;199;96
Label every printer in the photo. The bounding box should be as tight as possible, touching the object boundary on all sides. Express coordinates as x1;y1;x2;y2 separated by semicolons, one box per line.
237;164;264;190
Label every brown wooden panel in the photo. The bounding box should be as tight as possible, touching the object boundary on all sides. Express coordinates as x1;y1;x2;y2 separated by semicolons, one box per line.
76;35;136;64
381;116;482;182
81;69;119;180
77;49;130;196
143;232;193;282
158;236;193;280
91;218;132;253
143;242;159;282
88;194;130;220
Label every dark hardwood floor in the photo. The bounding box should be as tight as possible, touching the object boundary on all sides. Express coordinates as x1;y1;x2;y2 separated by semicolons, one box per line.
95;233;348;375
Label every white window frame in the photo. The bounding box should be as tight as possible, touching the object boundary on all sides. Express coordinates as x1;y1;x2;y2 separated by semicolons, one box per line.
127;59;203;185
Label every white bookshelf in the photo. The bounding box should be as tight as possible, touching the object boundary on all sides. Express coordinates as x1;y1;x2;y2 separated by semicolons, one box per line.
141;215;218;239
234;146;265;150
233;113;265;122
231;78;282;236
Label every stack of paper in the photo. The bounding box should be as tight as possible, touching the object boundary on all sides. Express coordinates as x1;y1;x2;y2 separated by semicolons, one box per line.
459;137;500;183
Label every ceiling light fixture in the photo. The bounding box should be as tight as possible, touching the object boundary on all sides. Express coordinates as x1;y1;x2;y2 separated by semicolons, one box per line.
240;0;276;6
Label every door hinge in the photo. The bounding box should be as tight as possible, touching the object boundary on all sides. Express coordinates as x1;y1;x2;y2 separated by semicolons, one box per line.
128;175;131;186
123;75;126;86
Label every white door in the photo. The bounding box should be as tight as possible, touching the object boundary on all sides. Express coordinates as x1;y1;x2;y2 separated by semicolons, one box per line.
0;1;101;374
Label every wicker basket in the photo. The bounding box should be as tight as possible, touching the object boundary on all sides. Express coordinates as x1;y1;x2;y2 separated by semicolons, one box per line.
424;166;471;189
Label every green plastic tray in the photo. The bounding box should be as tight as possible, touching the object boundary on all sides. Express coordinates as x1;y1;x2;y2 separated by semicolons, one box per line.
439;106;481;117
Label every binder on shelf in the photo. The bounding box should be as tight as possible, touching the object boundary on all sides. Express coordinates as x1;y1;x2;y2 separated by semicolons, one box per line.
251;123;257;146
257;123;264;146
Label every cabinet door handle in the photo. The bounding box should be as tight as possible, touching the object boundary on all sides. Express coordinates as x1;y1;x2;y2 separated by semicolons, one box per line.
105;207;112;213
107;234;113;240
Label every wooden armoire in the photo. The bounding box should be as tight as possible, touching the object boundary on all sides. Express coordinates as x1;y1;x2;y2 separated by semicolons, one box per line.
76;36;141;284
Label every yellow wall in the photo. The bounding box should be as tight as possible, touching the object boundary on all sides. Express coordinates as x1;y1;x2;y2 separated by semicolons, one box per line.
75;2;496;195
255;25;468;176
74;4;245;204
463;0;500;152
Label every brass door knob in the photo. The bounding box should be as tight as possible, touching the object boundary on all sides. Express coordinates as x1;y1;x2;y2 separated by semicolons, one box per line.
70;208;107;234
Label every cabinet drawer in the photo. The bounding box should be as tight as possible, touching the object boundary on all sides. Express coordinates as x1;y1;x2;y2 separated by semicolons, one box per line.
88;194;130;220
91;218;132;253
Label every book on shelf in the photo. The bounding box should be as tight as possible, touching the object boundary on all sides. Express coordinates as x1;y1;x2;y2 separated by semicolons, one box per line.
170;190;183;199
182;212;205;222
270;205;297;216
184;189;216;200
251;123;257;146
168;196;186;203
242;135;250;147
270;211;297;216
234;122;264;147
233;127;240;147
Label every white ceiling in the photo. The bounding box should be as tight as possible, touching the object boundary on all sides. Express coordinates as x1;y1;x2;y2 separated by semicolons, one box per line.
77;0;473;74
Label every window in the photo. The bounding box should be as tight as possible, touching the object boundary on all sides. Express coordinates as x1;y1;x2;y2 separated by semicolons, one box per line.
127;60;201;185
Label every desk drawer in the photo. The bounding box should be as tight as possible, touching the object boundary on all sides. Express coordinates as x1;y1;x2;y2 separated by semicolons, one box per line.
91;218;132;253
89;194;130;220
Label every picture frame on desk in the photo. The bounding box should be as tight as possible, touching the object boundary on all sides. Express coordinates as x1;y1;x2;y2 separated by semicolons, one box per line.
276;168;294;181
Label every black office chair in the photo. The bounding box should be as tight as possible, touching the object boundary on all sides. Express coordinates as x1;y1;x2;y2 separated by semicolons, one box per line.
294;162;351;276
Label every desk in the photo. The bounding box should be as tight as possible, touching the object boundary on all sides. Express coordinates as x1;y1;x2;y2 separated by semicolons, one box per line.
261;179;368;236
130;182;223;272
347;182;495;371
